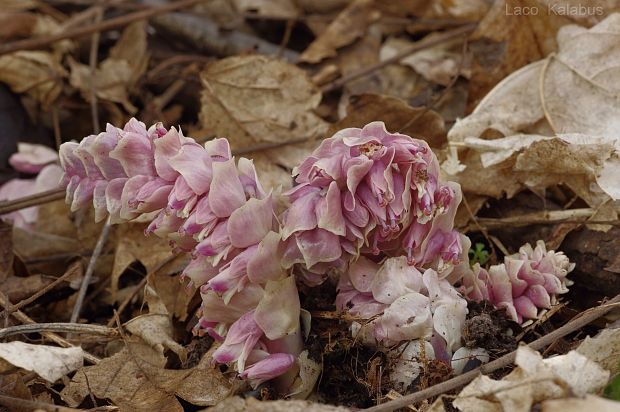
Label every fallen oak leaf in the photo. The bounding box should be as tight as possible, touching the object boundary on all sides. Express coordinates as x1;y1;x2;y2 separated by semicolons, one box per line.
124;281;187;363
299;0;380;63
60;339;230;410
200;55;328;147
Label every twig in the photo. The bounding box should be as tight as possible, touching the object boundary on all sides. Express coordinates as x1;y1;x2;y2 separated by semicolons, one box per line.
89;5;105;134
0;261;83;318
0;0;203;55
0;394;116;412
0;291;100;364
470;208;599;229
0;189;65;215
0;322;118;339
70;219;112;324
363;293;620;412
321;24;476;93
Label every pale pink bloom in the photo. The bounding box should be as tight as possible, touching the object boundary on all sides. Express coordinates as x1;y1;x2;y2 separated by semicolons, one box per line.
461;241;574;323
282;121;462;281
0;164;63;229
337;256;467;351
9;143;59;174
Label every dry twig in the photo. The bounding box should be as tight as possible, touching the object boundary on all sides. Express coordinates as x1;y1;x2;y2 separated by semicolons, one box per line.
0;0;203;55
0;322;118;339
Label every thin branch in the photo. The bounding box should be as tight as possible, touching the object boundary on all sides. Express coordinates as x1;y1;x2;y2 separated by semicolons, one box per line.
0;394;116;412
321;24;476;93
0;261;83;317
0;322;118;339
363;293;620;412
0;189;65;215
0;0;203;55
0;291;100;364
70;219;112;323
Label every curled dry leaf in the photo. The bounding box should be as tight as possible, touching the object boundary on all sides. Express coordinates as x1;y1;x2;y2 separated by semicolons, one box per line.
0;342;83;383
69;21;148;113
465;0;573;109
200;55;327;147
148;268;194;321
380;34;467;86
539;395;620;412
61;340;231;411
110;222;183;298
232;0;299;19
329;93;447;149
577;328;620;375
444;14;620;219
124;281;188;362
299;0;380;63
0;51;66;109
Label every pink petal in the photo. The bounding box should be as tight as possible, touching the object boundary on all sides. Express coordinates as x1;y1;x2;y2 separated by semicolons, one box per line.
316;181;346;236
281;186;320;239
295;228;342;269
227;195;273;248
348;256;380;293
168;143;213;194
247;231;285;284
254;276;300;340
9;143;58;174
524;284;551;309
212;310;263;371
91;125;126;179
513;295;538;320
209;159;246;218
109;131;155;176
240;353;295;386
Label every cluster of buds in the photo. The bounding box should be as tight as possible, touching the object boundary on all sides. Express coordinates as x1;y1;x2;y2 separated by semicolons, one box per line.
59;119;302;387
461;241;574;323
281;122;463;284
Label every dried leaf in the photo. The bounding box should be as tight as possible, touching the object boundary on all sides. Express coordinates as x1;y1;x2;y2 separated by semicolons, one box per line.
200;55;327;147
466;0;572;109
124;280;188;362
577;328;620;375
149;267;194;321
299;0;379;63
444;345;610;412
0;274;55;303
110;222;179;298
0;51;66;109
540;395;620;412
68;22;148;113
0;342;83;382
232;0;299;18
330;93;447;149
61;340;230;410
381;35;466;86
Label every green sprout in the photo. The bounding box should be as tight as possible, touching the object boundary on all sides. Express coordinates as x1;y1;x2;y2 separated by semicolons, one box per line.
468;242;490;266
604;361;620;401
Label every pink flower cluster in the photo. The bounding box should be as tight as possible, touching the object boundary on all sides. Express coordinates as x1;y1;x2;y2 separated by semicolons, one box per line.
281;122;463;283
336;256;467;357
461;241;574;323
0;143;62;229
59;119;301;387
